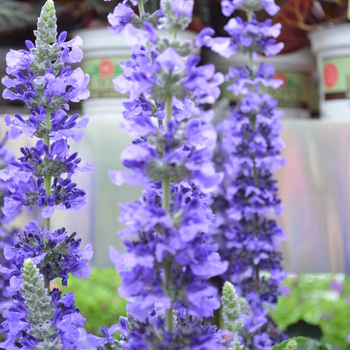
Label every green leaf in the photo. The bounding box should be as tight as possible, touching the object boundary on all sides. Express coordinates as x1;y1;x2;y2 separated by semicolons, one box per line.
272;337;307;350
297;338;336;350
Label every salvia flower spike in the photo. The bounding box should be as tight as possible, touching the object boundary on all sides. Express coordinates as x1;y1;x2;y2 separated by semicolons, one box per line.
89;0;230;347
0;0;93;348
212;0;287;346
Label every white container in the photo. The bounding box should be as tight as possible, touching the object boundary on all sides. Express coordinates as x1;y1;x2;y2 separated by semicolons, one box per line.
204;48;314;119
309;23;350;120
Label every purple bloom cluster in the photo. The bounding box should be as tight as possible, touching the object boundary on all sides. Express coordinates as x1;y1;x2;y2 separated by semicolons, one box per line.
107;0;162;36
221;0;280;17
196;16;283;59
224;16;283;56
1;220;92;287
212;0;287;347
0;0;93;348
0;137;20;333
1;28;92;220
109;181;227;321
1;287;86;349
98;0;231;347
124;316;226;350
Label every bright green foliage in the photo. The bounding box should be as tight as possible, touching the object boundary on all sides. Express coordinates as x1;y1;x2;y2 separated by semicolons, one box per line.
60;268;127;335
21;259;61;350
272;337;307;350
271;274;350;349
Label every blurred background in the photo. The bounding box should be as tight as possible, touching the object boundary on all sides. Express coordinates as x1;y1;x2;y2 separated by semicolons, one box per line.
2;0;350;347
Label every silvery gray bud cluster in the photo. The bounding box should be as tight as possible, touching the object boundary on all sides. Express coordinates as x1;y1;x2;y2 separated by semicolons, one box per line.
21;259;62;350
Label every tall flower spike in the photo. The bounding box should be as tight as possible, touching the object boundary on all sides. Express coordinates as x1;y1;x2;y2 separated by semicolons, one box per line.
212;0;287;347
0;0;92;347
94;0;228;348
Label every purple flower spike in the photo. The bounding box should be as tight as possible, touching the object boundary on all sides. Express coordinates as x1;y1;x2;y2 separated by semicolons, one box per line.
0;0;93;348
212;0;287;346
102;0;229;347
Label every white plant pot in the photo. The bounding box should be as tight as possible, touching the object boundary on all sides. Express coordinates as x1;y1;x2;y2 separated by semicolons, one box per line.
204;48;314;119
309;23;350;120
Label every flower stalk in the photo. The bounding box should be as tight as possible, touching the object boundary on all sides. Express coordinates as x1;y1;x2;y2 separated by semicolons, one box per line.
0;0;93;347
106;0;228;347
212;0;287;346
163;93;173;332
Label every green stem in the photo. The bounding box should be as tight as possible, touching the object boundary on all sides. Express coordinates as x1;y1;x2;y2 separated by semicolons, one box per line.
44;279;50;291
233;330;238;343
43;111;52;238
163;93;173;332
165;93;172;131
162;175;170;213
247;13;258;189
165;262;173;332
247;9;254;70
43;110;52;291
138;0;145;16
247;9;253;22
249;49;253;70
246;9;260;286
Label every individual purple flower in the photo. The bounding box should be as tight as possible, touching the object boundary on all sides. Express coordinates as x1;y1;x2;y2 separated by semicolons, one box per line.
195;28;235;59
108;3;135;34
330;280;344;294
87;322;127;349
253;332;274;350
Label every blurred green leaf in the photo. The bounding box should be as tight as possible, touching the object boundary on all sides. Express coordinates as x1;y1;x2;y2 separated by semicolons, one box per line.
286;320;323;340
0;0;36;33
298;338;337;350
271;274;350;349
57;268;127;336
273;337;307;350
